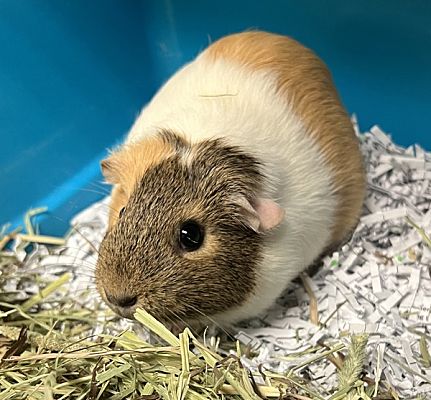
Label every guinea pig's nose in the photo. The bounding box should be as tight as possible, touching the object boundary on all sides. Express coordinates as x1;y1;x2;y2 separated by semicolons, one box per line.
106;293;138;308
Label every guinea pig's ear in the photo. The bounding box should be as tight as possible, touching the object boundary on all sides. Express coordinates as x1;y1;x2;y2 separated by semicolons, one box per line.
235;196;284;233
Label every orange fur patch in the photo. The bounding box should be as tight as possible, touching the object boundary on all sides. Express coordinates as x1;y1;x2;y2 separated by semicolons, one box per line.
102;135;176;228
205;31;366;245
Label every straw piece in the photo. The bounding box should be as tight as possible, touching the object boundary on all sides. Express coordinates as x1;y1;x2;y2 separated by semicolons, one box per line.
134;309;179;347
24;207;48;236
337;334;368;392
406;216;431;249
96;363;131;383
300;273;319;325
20;272;72;312
16;233;66;246
177;329;191;400
419;336;431;368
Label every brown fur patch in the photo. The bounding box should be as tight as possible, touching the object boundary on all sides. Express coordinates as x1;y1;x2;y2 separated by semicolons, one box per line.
205;31;366;245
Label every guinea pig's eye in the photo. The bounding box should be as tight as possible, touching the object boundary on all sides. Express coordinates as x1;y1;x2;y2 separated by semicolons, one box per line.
119;207;126;218
179;220;204;251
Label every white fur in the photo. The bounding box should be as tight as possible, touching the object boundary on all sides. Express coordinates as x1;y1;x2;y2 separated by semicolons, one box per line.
126;53;338;324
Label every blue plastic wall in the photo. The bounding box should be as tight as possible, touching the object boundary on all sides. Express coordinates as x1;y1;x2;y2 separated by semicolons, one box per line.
1;0;430;234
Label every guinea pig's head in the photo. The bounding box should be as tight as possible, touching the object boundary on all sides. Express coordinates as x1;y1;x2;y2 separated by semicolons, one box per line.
95;131;284;327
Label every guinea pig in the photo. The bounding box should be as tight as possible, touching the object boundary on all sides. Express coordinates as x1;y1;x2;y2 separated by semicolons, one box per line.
95;31;366;328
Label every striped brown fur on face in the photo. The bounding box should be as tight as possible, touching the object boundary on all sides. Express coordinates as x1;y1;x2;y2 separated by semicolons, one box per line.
205;31;366;245
96;132;265;324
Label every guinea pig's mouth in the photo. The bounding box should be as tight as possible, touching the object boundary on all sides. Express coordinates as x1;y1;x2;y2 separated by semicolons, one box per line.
99;287;207;334
112;306;137;320
102;295;201;334
105;302;192;333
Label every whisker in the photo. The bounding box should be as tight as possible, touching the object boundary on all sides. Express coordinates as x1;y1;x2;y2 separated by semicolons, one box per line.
54;262;96;275
69;286;98;294
87;180;111;194
46;215;103;258
69;266;96;274
71;294;105;308
166;309;200;338
31;266;96;283
73;202;115;215
70;285;98;291
39;250;99;269
72;273;95;280
162;312;178;329
73;274;95;281
53;180;111;197
185;303;236;341
67;225;101;256
40;250;98;263
75;187;111;197
36;261;96;274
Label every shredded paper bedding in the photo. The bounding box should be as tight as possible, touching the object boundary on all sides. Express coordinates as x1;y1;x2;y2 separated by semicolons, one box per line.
1;118;430;398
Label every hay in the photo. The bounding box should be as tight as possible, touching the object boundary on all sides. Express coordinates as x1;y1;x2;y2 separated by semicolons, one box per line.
0;263;371;399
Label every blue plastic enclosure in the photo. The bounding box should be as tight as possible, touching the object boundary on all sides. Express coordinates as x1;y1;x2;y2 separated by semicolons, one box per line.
1;0;430;234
